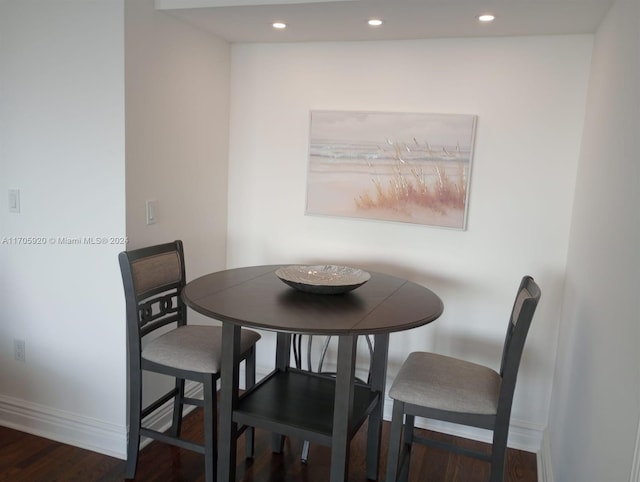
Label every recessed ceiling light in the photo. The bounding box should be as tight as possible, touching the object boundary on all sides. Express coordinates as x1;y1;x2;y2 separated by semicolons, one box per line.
478;14;496;23
272;22;287;29
368;19;383;27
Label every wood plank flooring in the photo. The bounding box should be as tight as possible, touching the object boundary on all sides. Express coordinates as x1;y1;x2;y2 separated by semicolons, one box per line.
0;409;537;481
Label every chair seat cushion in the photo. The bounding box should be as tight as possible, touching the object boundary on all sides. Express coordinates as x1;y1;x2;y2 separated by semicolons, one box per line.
389;352;501;415
142;325;261;374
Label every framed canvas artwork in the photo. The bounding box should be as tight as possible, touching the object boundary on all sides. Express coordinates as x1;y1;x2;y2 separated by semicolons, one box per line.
306;110;477;229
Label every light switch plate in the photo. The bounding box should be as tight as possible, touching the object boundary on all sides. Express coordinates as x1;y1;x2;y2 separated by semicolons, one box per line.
9;189;20;213
146;200;158;225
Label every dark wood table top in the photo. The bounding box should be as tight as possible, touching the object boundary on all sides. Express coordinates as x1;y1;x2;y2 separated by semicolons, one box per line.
182;265;443;335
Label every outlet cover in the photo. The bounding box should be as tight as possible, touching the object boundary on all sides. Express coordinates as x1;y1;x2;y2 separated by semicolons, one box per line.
14;339;25;362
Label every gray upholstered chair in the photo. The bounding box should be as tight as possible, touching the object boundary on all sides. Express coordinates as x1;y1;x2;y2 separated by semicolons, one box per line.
386;276;541;482
119;240;261;482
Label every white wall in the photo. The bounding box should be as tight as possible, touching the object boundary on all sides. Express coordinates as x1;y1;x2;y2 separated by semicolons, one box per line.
228;36;593;450
124;0;231;427
548;0;640;480
0;0;231;459
124;0;230;282
0;0;127;456
2;2;634;474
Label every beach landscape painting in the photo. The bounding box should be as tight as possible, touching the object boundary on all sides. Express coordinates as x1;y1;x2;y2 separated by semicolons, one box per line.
306;110;477;229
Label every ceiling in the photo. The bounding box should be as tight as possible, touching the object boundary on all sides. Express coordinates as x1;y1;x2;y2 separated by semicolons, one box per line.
155;0;614;43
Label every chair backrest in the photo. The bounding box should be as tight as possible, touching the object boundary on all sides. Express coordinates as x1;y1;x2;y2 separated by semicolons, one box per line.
118;241;187;359
497;276;541;416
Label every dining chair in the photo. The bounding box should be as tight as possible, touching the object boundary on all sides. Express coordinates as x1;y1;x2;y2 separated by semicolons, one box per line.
119;240;261;482
385;275;541;482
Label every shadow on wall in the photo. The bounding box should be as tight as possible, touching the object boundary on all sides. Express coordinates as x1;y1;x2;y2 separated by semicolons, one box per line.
275;257;542;379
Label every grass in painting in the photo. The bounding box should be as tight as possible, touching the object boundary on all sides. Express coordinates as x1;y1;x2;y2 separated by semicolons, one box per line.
355;141;467;215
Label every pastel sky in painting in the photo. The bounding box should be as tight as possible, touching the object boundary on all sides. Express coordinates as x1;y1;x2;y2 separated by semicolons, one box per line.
310;110;477;149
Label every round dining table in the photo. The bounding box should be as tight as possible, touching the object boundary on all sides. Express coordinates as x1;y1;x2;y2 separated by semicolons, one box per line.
182;264;443;482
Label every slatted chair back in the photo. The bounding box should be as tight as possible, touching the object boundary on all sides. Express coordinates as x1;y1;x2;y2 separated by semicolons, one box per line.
497;276;541;420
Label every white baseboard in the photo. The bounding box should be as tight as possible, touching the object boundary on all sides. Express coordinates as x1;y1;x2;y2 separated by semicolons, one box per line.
380;395;545;454
1;365;546;468
0;393;127;459
537;426;553;482
0;381;207;460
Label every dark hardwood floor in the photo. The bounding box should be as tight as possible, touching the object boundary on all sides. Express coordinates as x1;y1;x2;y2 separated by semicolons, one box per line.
0;409;537;482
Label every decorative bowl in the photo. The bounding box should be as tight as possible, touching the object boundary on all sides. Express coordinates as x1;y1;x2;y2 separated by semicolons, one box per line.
275;265;371;295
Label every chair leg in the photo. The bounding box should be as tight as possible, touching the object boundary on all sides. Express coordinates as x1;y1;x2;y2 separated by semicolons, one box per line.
171;378;186;437
125;370;142;479
301;440;310;463
385;401;405;482
489;424;509;482
203;375;217;482
244;347;256;458
271;433;285;453
403;414;415;445
399;414;415;482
